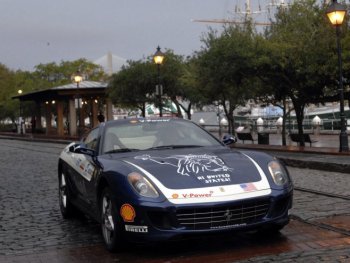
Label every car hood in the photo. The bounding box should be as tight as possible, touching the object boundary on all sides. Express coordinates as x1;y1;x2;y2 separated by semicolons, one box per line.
120;147;272;204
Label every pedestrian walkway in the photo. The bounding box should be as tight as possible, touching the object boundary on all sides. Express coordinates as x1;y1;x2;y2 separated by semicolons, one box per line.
235;133;346;151
232;141;350;174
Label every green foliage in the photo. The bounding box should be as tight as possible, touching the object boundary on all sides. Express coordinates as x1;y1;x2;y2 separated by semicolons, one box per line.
34;58;106;88
0;64;17;122
194;25;259;132
0;59;107;123
260;0;342;144
108;50;196;118
108;60;155;116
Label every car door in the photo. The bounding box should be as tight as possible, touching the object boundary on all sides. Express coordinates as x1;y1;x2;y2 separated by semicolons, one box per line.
80;127;100;208
69;127;100;206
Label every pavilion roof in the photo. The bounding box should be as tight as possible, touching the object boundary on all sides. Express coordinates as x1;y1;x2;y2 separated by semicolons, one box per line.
13;81;108;101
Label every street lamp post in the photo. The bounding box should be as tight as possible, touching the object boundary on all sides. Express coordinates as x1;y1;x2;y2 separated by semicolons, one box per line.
73;71;83;137
153;46;165;117
18;89;23;134
326;0;349;152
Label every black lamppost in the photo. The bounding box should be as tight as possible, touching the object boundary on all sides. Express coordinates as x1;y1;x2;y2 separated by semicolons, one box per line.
73;70;83;137
18;89;23;134
153;46;165;117
326;0;349;152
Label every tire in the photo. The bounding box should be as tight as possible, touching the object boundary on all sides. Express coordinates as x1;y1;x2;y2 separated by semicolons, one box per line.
256;223;286;236
58;169;74;219
100;187;123;252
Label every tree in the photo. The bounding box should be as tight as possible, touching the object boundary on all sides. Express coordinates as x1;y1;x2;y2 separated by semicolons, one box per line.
0;64;17;126
108;50;194;118
264;0;338;146
194;25;259;134
158;50;191;118
34;58;106;88
108;60;155;117
178;57;206;119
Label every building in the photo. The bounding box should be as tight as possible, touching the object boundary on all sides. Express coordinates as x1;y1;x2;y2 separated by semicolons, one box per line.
13;81;112;138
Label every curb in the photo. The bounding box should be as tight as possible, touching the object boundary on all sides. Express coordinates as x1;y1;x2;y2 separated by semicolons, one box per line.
278;158;350;174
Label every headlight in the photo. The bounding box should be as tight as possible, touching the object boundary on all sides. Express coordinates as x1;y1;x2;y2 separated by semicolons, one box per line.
268;161;289;186
127;172;159;198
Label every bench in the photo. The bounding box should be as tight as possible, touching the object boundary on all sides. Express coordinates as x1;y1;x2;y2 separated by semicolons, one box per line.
237;133;255;144
289;133;317;147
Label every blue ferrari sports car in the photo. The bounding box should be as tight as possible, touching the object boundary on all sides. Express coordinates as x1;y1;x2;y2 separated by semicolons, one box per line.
58;118;293;252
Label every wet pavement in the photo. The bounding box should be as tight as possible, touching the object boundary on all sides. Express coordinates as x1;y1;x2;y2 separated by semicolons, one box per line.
0;136;350;262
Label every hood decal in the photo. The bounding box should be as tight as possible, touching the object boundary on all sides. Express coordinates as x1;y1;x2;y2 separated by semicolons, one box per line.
124;152;272;204
134;154;234;184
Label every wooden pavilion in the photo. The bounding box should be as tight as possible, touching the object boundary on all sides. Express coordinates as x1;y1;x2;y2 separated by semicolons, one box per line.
13;81;113;138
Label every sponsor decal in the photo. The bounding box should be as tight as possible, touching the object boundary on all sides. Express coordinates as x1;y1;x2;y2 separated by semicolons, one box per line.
134;154;234;185
171;191;214;199
125;225;148;233
181;191;214;199
240;183;257;192
75;158;82;168
120;204;136;222
75;159;95;181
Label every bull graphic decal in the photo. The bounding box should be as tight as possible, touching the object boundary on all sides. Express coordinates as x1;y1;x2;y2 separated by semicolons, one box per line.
134;154;234;177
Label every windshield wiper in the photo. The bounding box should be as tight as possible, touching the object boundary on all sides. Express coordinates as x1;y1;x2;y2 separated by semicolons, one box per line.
104;148;139;154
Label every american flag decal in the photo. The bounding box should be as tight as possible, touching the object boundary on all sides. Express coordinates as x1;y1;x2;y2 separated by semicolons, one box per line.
240;183;257;192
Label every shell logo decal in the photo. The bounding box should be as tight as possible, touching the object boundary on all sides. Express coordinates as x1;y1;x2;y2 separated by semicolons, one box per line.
120;204;136;222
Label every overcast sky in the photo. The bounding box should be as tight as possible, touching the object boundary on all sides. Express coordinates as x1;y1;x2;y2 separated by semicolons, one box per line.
1;0;282;71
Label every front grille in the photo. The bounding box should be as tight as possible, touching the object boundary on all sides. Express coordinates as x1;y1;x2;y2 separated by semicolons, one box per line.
176;200;270;230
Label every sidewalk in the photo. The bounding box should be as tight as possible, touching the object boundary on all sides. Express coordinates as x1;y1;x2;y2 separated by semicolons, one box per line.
233;143;350;174
231;133;350;173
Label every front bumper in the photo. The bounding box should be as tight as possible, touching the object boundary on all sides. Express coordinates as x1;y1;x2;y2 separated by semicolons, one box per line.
119;189;293;243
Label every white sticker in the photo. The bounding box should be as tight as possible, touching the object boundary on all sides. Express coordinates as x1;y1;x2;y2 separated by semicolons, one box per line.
125;225;148;233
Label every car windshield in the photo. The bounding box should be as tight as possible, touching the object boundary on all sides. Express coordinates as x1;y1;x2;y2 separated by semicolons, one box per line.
102;119;221;154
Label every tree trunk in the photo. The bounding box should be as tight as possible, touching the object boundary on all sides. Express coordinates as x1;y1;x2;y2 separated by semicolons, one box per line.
281;98;287;146
293;100;305;146
223;101;235;135
171;97;183;118
140;103;146;117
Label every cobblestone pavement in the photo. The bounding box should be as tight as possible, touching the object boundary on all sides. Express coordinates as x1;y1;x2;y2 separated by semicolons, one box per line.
0;139;349;262
0;140;103;256
288;167;350;221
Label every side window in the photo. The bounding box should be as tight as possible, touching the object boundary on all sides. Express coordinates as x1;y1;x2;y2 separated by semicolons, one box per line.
83;128;99;151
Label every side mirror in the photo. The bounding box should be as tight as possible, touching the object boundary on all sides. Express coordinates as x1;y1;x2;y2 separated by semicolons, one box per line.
69;143;96;157
222;134;237;145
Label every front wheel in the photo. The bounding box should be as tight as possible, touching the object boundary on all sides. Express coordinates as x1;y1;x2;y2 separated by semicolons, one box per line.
256;223;287;236
100;187;123;252
59;170;74;219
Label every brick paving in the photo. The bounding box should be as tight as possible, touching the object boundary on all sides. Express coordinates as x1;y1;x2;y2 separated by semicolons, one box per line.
0;138;350;262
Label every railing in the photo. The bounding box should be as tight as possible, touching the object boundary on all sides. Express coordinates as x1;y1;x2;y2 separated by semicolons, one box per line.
200;119;349;135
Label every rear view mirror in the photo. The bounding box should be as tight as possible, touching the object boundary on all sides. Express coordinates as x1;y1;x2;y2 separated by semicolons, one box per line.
69;143;96;157
222;134;237;145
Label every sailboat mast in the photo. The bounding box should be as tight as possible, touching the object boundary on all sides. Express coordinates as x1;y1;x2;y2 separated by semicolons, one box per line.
245;0;251;19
